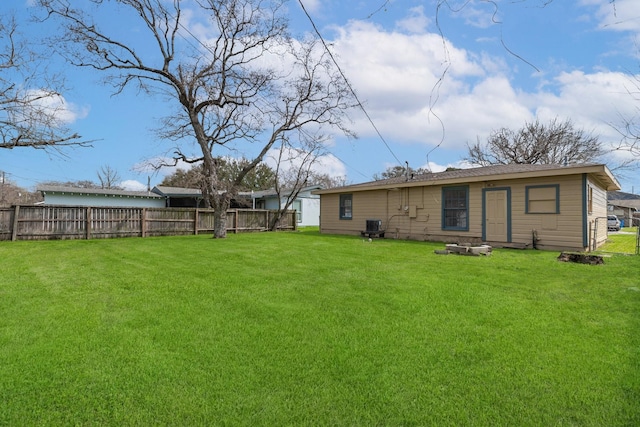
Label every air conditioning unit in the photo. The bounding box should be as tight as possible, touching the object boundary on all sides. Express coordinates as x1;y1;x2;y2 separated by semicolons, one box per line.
366;219;382;233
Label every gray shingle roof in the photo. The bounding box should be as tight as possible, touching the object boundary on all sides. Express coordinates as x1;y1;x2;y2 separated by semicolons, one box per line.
152;186;202;197
38;185;163;198
315;163;620;193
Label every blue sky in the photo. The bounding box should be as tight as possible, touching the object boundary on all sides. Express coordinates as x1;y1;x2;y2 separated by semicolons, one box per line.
2;0;640;193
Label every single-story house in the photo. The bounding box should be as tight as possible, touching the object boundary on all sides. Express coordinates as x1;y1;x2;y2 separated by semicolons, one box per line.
252;185;321;227
151;186;204;208
38;185;165;208
314;163;620;252
38;185;258;209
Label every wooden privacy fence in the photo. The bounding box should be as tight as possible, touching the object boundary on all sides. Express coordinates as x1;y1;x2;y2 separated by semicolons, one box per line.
0;205;296;241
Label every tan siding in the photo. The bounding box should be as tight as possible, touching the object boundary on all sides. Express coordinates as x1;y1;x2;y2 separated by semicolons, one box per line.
319;172;609;251
586;178;608;249
508;175;584;251
319;191;397;235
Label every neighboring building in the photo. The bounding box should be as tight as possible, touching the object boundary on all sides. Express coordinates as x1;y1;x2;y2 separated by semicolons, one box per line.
151;186;255;209
314;163;620;252
152;186;204;208
37;185;259;210
607;191;640;227
38;185;165;208
253;185;321;227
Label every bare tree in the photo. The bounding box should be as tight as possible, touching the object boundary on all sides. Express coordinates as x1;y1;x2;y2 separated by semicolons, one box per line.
373;164;431;181
609;72;640;166
310;172;347;189
97;165;122;189
0;172;43;206
0;15;88;151
39;0;354;238
465;118;603;166
160;166;205;189
611;114;640;158
39;179;100;188
267;134;326;230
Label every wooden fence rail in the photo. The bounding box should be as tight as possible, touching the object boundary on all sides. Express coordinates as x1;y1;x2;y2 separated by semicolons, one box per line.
0;206;296;241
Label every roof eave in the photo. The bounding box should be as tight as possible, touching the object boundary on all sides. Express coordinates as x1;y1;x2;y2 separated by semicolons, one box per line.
314;164;621;194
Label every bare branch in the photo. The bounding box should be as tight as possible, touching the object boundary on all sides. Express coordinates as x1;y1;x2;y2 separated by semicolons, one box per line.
38;0;354;237
0;14;90;152
465;117;604;166
96;165;122;189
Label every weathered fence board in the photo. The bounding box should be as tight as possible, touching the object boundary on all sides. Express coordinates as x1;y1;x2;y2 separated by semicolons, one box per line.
0;206;295;241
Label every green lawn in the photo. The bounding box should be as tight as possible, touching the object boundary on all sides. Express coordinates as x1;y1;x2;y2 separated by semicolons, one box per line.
600;227;639;254
1;231;639;425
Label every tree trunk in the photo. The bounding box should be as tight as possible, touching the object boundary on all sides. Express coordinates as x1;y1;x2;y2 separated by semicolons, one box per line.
200;152;232;239
208;192;231;238
269;214;281;232
213;207;228;238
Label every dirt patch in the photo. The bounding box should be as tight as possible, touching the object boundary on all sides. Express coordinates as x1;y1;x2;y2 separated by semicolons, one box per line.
557;252;604;265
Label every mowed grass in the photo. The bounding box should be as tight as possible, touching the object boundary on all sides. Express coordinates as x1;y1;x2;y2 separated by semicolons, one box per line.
601;227;639;254
1;230;639;426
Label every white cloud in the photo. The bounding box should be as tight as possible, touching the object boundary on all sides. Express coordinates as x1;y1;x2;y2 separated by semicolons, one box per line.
329;20;527;149
330;20;491;140
24;90;89;125
582;0;640;32
455;2;500;29
300;0;321;14
314;152;347;177
323;12;640;168
263;147;346;178
396;6;430;34
120;180;148;191
531;70;638;139
417;160;474;173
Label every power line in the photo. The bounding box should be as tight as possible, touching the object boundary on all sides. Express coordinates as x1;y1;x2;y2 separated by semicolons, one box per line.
365;1;392;20
297;0;404;168
168;2;386;180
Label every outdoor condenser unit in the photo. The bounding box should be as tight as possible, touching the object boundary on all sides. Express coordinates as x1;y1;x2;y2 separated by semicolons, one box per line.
366;219;383;233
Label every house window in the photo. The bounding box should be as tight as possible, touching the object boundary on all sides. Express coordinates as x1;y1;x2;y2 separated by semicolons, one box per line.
442;186;468;230
526;185;559;214
339;194;352;220
293;200;302;223
587;186;593;214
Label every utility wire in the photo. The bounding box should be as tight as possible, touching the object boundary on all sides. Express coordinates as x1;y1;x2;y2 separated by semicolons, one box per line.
162;8;374;182
365;0;392;19
162;6;372;183
297;0;404;168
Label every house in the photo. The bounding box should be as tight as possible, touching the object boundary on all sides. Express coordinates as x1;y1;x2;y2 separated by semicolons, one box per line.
252;185;321;227
38;185;256;209
314;163;620;252
607;191;640;227
151;186;204;208
38;185;165;208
